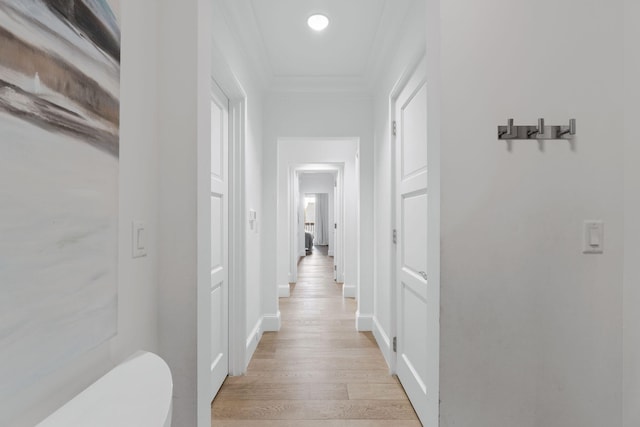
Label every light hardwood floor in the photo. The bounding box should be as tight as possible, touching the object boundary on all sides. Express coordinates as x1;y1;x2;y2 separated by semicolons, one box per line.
211;245;421;426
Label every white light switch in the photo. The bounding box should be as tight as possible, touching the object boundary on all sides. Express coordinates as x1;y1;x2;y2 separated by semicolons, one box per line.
583;220;604;254
137;228;146;249
249;209;257;232
132;220;147;258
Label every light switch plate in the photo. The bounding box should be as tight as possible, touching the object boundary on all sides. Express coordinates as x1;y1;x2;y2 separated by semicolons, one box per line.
132;220;147;258
249;209;257;231
583;220;604;254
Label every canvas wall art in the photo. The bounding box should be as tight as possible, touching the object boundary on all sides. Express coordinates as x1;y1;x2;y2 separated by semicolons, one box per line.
0;0;120;401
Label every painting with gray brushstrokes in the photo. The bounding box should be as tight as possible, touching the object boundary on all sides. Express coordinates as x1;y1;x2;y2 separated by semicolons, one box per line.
0;0;119;403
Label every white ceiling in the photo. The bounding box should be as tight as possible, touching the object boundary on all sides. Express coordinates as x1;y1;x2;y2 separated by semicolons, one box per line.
219;0;414;93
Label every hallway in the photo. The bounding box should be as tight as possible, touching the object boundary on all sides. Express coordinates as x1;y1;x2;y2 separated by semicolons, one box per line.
211;246;420;426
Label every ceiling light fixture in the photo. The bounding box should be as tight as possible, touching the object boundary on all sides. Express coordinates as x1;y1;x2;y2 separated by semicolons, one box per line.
307;14;329;31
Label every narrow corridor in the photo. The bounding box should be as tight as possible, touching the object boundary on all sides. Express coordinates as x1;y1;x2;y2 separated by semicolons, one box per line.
211;246;420;426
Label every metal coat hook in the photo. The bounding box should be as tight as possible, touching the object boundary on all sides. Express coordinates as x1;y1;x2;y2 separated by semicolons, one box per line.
498;118;576;140
498;118;514;138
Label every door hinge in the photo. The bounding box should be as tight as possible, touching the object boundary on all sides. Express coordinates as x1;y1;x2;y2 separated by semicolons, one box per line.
392;121;397;136
393;336;397;352
393;229;397;244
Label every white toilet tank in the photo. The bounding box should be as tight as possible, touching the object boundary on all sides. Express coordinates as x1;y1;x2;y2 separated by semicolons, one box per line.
37;351;173;427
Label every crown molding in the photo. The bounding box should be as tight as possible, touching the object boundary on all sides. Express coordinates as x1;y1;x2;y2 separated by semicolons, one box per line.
364;0;415;91
267;74;372;95
217;0;272;88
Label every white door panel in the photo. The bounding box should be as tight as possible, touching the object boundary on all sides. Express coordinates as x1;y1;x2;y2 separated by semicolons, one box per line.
402;192;427;278
211;195;223;270
211;99;223;180
395;57;434;425
210;281;223;364
210;84;229;399
400;281;428;387
401;83;428;179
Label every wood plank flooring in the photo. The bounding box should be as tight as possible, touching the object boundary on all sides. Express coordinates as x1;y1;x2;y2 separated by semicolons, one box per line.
212;245;421;426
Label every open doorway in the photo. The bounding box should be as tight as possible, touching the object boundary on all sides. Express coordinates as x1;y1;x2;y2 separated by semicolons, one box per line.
276;138;359;303
298;171;337;252
289;167;342;287
299;173;336;269
302;194;317;255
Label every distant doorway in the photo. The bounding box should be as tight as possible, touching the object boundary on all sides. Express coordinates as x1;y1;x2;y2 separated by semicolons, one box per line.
292;170;339;284
303;194;316;255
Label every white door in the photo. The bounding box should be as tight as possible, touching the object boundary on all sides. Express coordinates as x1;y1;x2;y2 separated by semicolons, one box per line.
394;58;436;425
210;83;229;398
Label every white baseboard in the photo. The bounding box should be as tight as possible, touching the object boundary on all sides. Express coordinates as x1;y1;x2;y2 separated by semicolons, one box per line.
355;311;373;332
245;318;263;369
328;249;334;256
262;311;281;331
373;316;393;372
342;284;356;298
278;284;291;298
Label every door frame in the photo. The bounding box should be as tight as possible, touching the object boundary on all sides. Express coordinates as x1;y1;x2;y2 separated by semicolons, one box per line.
197;43;248;425
276;137;359;304
210;44;248;377
389;54;440;425
288;165;344;285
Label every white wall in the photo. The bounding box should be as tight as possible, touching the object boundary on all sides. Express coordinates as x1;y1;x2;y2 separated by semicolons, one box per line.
371;0;426;366
4;2;161;425
433;1;624;426
156;0;212;425
3;1;262;425
244;94;263;344
299;173;335;255
262;94;375;329
156;1;265;424
623;0;640;425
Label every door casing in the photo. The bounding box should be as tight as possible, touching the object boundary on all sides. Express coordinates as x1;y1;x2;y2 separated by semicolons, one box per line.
288;165;343;285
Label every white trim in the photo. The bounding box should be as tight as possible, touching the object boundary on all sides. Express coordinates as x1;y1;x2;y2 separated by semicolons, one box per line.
262;311;281;332
355;311;373;332
335;165;345;284
342;284;356;298
196;46;213;427
278;284;291;298
287;163;346;286
289;168;300;283
245;318;263;369
373;317;393;373
227;97;246;376
210;41;249;378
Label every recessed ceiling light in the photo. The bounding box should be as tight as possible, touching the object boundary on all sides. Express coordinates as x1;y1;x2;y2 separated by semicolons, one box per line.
307;14;329;31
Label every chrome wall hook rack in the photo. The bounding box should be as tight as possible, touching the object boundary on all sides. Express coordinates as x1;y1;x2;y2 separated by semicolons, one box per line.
497;118;576;140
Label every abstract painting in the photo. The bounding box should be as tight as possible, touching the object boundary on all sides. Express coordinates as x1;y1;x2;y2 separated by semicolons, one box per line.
0;0;120;401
